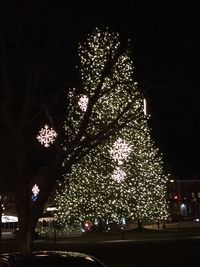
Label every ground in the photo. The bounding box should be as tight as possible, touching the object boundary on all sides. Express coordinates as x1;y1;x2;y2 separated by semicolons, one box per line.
1;223;200;266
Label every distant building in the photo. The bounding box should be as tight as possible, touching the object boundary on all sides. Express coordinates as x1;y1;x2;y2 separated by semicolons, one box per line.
166;179;200;221
3;174;200;231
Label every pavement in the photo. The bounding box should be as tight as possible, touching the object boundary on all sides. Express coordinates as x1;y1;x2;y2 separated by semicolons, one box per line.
2;221;200;243
2;224;200;267
2;227;200;267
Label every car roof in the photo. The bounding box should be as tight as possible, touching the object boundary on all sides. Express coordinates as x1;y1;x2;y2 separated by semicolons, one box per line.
0;251;106;267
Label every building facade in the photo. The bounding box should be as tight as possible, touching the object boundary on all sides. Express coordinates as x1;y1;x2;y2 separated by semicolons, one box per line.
166;179;200;221
2;178;200;230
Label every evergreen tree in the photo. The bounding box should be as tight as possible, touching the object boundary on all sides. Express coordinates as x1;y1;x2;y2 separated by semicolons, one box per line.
55;28;168;228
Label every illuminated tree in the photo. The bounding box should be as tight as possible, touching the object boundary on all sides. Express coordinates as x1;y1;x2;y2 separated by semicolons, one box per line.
1;21;151;251
55;126;168;229
55;29;168;228
120;125;168;226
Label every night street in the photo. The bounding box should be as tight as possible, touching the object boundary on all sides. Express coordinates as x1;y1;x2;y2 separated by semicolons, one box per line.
1;236;200;266
35;238;200;267
81;239;200;267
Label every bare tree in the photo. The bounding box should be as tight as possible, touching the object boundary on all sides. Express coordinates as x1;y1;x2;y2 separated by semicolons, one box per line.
0;3;139;252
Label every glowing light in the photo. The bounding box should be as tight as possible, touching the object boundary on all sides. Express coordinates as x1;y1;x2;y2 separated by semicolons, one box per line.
2;215;18;223
32;184;40;202
37;124;57;147
111;167;126;183
47;207;57;211
32;184;39;195
78;95;89;112
110;138;132;165
32;184;40;195
143;98;147;115
180;203;186;209
54;28;168;227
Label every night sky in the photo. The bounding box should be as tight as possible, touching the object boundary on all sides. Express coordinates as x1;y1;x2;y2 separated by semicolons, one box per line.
2;1;200;179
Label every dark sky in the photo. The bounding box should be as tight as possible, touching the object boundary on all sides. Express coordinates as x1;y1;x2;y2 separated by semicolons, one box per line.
59;1;200;178
2;1;200;179
131;2;200;179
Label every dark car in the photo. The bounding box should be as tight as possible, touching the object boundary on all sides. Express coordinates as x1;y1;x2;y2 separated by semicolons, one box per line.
0;251;107;267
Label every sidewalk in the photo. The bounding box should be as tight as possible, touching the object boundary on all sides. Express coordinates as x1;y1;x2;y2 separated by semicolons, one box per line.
2;221;200;243
1;224;200;254
35;223;200;244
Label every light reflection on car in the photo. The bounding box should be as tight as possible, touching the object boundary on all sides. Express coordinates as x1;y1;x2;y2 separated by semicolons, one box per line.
0;251;107;267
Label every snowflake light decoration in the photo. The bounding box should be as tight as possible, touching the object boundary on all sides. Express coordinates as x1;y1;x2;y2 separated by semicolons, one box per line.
31;184;40;202
110;138;132;165
111;167;126;183
78;95;89;112
32;184;40;195
37;124;57;148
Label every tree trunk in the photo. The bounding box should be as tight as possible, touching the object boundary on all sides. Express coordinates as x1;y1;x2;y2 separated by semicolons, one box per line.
15;150;63;252
137;221;143;231
18;225;34;253
15;172;57;252
0;203;2;242
15;173;36;252
16;199;43;252
17;204;37;253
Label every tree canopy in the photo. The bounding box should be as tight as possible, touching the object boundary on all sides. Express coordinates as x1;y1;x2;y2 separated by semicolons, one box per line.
55;29;168;228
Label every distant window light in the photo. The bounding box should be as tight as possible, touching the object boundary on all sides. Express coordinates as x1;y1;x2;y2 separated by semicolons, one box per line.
47;207;57;211
198;192;200;198
180;203;187;216
2;215;18;223
192;192;195;198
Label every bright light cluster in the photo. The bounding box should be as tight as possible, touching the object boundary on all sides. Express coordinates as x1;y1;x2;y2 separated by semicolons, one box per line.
55;28;168;228
32;184;40;202
32;184;40;195
110;137;132;183
63;27;139;146
110;138;132;165
37;125;57;148
111;167;126;183
78;95;89;112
